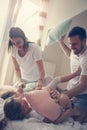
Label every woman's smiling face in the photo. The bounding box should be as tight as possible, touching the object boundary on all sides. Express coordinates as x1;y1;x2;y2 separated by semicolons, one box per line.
10;37;24;50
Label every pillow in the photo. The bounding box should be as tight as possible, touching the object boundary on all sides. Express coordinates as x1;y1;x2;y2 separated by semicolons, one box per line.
23;83;36;92
23;76;53;92
25;88;61;121
45;19;72;46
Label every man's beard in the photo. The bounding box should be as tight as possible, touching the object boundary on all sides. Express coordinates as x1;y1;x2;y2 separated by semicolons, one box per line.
73;43;84;55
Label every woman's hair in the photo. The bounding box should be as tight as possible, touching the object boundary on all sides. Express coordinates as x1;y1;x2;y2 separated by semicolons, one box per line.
8;27;33;51
4;98;26;120
0;118;7;130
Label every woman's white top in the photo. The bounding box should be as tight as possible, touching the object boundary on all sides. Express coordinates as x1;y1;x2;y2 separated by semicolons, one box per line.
12;43;42;82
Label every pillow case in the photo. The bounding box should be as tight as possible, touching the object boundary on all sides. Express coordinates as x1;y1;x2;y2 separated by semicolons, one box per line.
23;83;36;92
46;19;72;46
23;76;53;92
25;88;61;121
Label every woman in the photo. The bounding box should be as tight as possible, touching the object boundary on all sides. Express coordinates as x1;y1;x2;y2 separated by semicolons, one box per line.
8;27;45;90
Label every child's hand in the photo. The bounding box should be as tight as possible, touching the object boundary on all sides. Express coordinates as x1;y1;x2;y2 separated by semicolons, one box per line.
17;86;23;94
49;88;60;102
18;82;25;88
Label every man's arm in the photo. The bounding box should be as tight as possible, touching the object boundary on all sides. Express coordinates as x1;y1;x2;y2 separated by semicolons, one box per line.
61;67;81;83
65;75;87;98
59;36;71;57
48;67;81;92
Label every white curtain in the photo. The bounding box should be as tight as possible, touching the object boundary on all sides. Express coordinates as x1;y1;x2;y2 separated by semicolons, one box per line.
0;0;22;85
36;0;50;46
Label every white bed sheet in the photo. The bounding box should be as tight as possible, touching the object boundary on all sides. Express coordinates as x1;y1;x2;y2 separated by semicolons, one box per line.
4;117;87;130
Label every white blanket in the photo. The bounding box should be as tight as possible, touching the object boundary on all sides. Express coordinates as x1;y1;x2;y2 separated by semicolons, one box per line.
4;117;87;130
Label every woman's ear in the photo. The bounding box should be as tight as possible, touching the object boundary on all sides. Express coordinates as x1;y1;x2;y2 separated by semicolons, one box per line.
8;40;13;51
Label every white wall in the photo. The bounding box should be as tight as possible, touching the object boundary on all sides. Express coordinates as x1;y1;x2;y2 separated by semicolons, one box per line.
47;0;87;28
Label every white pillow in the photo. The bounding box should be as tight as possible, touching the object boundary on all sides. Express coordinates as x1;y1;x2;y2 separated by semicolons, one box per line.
23;83;36;92
46;19;72;46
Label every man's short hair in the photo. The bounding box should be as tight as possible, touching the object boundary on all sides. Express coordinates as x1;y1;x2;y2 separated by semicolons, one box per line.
68;26;86;40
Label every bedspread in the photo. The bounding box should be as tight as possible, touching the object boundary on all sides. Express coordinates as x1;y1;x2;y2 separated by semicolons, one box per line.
4;117;87;130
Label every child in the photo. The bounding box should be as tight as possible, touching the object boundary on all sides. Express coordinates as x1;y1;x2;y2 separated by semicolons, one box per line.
0;67;84;128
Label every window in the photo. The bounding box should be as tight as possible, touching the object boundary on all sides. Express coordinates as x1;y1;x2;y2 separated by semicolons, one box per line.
15;0;40;42
0;0;9;46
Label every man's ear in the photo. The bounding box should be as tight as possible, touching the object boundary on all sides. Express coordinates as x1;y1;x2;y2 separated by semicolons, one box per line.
83;38;86;45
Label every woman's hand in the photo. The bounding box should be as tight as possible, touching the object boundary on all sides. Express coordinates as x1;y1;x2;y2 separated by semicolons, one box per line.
35;79;43;90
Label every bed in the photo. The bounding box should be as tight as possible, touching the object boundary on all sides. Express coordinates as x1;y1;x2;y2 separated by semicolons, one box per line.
1;78;87;130
4;117;87;130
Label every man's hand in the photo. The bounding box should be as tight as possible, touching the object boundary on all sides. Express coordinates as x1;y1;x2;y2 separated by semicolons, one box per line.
60;35;66;43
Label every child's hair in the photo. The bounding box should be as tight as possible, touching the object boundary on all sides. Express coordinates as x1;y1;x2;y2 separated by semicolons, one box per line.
0;118;7;130
4;98;26;120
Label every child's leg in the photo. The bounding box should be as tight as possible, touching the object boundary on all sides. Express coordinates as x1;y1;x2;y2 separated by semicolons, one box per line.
43;117;53;123
47;77;61;89
54;108;74;124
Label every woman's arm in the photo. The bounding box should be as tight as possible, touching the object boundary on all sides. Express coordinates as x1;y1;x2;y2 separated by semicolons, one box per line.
12;57;25;90
36;60;45;89
12;56;22;83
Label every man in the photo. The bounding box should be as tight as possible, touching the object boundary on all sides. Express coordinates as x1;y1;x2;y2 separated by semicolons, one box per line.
51;26;87;122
